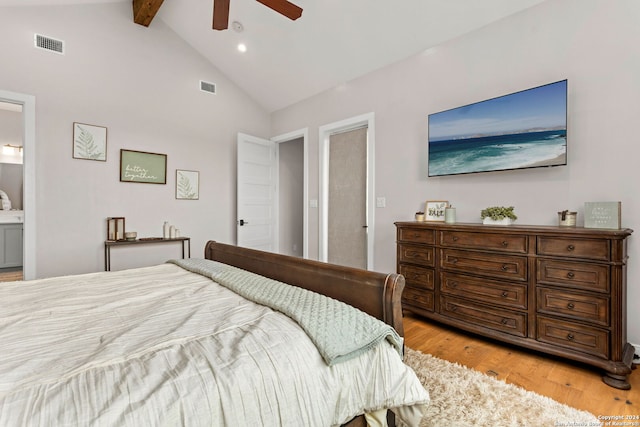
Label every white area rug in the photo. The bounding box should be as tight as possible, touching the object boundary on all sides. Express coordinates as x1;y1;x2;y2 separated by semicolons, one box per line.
403;348;599;427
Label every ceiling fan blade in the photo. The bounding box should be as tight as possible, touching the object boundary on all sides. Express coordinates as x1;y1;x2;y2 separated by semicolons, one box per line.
213;0;230;30
256;0;303;21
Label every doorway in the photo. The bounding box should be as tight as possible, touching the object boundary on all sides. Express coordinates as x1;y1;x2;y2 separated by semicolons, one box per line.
318;113;375;270
272;128;308;258
0;90;36;280
236;129;308;258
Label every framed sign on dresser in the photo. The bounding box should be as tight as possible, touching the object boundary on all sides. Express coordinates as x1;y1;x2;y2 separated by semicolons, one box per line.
395;221;634;389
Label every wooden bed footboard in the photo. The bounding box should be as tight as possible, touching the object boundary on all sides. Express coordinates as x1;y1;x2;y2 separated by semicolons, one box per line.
205;241;405;426
204;241;406;337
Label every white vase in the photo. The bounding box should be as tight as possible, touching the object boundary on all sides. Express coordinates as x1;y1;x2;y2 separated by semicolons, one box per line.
482;217;514;226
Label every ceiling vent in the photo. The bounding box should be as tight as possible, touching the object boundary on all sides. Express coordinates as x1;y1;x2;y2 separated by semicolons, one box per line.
34;34;65;54
200;80;217;95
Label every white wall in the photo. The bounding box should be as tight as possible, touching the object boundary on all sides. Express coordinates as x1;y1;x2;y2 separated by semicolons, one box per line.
0;3;270;276
271;0;640;344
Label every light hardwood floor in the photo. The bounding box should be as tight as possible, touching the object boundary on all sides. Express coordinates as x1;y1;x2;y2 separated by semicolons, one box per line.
0;268;22;282
403;313;639;418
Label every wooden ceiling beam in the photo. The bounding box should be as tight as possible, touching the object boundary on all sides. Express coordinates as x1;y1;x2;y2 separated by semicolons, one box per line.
133;0;165;27
213;0;231;30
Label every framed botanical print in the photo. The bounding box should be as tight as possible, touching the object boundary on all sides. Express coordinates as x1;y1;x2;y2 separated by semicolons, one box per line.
73;122;107;161
176;169;199;200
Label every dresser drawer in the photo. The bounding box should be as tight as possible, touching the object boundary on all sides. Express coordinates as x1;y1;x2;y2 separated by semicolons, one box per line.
536;287;609;326
440;295;526;337
537;237;610;261
399;244;435;267
440;249;527;281
398;227;435;244
440;231;527;253
537;259;609;293
441;272;527;310
403;287;434;312
399;264;434;290
537;316;609;359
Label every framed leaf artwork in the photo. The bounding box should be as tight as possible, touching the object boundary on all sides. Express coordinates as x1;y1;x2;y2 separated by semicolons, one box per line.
176;169;199;200
73;122;107;161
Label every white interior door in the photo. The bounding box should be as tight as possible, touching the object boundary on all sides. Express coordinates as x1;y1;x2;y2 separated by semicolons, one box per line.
237;133;278;251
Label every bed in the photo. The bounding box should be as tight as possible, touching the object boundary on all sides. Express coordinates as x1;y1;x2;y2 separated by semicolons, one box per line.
0;241;429;426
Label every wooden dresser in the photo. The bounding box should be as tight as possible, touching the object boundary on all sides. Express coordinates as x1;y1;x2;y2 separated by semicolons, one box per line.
395;221;635;389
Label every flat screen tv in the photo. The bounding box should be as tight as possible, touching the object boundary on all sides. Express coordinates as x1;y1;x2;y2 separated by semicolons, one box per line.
428;79;567;177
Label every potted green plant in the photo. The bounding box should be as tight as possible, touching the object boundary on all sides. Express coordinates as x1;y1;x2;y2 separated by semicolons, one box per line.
480;206;517;225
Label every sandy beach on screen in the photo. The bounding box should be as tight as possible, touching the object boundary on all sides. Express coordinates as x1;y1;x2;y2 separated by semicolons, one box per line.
525;153;566;168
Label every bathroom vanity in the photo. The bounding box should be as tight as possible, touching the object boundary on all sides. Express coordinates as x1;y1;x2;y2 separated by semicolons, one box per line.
0;210;23;269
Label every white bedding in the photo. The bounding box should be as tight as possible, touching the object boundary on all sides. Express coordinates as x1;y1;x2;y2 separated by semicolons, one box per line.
0;263;429;426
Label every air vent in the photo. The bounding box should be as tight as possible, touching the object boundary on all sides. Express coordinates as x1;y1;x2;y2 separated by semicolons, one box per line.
34;34;65;54
200;80;217;94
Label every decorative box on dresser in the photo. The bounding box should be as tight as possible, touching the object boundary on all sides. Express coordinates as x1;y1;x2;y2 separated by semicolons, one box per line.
395;221;635;389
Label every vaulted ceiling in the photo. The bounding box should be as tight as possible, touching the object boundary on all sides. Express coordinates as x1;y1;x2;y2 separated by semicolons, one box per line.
0;0;547;112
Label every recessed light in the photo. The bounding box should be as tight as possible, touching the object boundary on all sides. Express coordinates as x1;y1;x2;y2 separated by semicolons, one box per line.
237;43;247;53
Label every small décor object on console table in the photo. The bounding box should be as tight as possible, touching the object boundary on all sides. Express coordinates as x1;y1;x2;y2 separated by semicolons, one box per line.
106;217;125;241
480;206;517;225
415;212;425;222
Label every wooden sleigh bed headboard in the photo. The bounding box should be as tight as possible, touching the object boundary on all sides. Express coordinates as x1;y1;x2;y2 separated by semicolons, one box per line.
204;241;406;337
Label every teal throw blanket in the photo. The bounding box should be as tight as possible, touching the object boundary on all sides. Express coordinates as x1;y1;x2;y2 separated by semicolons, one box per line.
169;258;403;365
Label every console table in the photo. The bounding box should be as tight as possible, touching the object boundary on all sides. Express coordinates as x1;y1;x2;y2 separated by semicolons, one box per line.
104;237;191;271
395;221;634;389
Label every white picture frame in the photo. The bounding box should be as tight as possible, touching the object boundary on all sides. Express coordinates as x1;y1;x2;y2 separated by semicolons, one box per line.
425;200;448;221
176;169;199;200
73;122;107;161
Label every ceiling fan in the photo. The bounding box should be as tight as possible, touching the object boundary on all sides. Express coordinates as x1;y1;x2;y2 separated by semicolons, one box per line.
133;0;302;31
213;0;303;30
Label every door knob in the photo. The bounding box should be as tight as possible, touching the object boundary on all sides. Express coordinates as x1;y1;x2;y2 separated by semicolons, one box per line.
239;219;248;226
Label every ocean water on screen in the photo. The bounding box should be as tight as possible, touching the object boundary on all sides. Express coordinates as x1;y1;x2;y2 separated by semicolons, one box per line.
428;129;566;176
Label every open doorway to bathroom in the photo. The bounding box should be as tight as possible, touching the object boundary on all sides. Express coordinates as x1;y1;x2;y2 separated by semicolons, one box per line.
0;101;24;282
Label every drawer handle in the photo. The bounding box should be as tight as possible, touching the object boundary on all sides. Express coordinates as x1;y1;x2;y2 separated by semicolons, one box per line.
451;305;458;312
567;333;575;341
452;236;459;241
501;241;509;247
567;271;575;279
413;233;420;238
451;281;458;288
501;318;508;325
567;244;575;251
450;257;458;264
412;274;420;280
567;302;575;310
501;291;508;298
501;264;509;271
